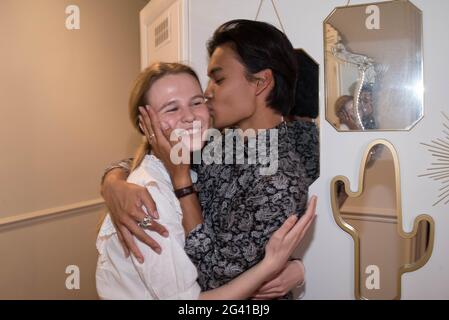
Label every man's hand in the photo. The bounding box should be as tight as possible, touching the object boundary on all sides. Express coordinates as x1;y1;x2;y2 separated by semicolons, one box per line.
101;169;169;263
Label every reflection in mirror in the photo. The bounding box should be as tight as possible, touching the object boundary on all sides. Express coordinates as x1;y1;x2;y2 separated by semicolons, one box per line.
324;1;424;131
331;140;435;300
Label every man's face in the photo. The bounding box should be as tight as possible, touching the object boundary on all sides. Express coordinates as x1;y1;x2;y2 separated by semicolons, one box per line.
204;44;257;130
359;90;373;116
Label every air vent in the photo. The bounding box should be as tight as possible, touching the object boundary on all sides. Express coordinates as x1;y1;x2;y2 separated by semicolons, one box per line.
154;17;169;48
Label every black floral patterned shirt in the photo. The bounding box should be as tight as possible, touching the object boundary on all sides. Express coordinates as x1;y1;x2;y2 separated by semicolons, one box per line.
185;121;318;292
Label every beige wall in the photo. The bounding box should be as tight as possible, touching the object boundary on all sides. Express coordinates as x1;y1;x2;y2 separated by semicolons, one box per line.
0;0;146;299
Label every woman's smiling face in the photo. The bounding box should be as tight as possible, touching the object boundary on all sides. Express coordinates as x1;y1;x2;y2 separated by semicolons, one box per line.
145;73;210;152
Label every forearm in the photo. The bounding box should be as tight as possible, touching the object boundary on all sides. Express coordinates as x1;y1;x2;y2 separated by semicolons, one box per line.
173;174;204;234
100;158;133;187
185;204;293;285
199;260;275;300
179;194;203;234
186;169;306;286
292;259;305;288
101;168;130;198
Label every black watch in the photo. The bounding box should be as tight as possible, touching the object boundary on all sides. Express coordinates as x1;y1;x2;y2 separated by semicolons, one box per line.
174;185;197;199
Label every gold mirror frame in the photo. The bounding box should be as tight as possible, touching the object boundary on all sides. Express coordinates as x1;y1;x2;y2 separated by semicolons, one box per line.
331;140;435;300
324;0;424;132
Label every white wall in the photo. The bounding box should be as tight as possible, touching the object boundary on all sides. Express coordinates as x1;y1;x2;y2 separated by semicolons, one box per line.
2;0;446;300
186;0;449;299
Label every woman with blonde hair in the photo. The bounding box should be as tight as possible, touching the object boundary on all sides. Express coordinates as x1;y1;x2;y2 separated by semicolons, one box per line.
96;62;316;299
335;95;359;130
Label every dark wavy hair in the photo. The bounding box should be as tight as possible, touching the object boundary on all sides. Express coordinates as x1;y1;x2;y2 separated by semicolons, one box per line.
207;19;298;116
291;49;319;118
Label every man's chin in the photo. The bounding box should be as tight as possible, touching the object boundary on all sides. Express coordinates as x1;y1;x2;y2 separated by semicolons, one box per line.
211;117;226;131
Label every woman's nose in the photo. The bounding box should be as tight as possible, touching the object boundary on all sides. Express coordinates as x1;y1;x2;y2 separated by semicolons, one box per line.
181;107;195;123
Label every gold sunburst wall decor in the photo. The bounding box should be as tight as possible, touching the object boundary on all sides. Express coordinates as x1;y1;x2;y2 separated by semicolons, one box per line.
419;112;449;206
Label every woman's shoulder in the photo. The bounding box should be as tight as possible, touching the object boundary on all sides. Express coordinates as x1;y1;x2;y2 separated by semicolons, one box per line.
127;154;171;186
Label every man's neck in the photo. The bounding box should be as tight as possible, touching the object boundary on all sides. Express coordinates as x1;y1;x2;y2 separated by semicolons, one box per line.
237;105;283;132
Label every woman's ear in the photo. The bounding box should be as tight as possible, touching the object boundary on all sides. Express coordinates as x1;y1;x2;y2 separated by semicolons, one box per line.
254;69;274;96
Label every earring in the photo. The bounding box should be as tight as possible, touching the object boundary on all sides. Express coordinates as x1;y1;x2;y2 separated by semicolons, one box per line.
281;115;288;133
204;93;213;102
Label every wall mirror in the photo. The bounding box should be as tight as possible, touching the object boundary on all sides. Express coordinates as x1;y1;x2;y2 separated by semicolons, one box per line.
331;140;434;299
324;0;423;131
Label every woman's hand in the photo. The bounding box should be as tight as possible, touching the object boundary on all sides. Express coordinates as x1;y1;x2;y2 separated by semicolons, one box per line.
338;109;360;130
101;169;169;262
261;196;317;277
139;106;192;189
251;260;305;300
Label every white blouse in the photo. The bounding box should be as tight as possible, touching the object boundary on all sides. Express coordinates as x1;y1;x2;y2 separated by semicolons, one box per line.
95;155;201;300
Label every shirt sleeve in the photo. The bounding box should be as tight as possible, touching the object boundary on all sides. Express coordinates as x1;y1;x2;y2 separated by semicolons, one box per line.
184;160;308;290
100;158;133;185
130;183;201;300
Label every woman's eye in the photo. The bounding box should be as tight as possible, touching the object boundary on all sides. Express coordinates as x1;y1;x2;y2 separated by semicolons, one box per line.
215;78;224;85
192;100;205;106
166;107;178;113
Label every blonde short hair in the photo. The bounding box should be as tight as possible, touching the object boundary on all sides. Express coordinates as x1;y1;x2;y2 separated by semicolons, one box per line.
334;95;354;116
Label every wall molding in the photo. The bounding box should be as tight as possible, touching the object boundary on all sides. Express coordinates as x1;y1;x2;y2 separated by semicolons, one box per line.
0;198;105;228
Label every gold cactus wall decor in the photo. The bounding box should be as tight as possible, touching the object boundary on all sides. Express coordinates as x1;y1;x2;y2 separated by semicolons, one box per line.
331;140;435;300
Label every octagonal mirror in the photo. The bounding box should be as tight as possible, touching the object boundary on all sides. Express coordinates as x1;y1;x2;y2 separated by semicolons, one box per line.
324;0;423;131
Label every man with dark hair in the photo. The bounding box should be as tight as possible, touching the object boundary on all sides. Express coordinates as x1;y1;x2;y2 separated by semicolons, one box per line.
101;19;318;299
358;84;376;130
291;49;319;120
206;19;298;119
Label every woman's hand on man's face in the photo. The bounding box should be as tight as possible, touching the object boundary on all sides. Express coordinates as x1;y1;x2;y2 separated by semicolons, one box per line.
139;106;192;188
138;105;172;157
102;171;169;263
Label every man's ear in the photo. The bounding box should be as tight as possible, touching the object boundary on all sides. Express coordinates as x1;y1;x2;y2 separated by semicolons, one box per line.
254;69;274;96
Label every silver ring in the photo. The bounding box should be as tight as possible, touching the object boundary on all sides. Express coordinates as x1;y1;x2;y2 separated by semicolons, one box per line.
148;133;155;141
138;215;153;229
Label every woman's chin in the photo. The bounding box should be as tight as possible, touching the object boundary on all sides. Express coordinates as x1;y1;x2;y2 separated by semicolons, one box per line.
178;135;205;153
